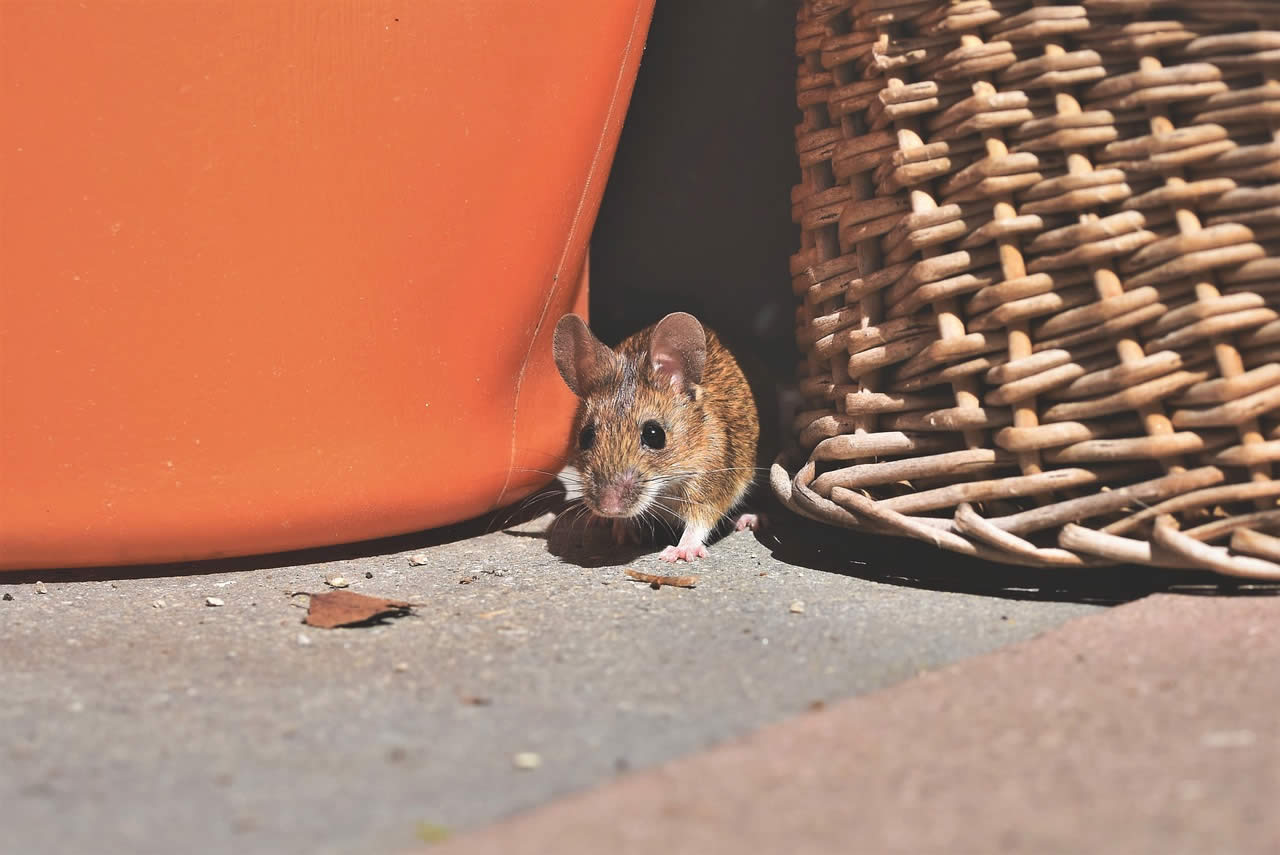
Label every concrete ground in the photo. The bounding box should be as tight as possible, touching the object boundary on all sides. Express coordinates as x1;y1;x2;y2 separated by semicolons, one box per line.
437;591;1280;855
1;507;1273;855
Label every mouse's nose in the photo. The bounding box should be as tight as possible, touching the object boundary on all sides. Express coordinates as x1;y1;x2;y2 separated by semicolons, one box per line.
597;472;638;516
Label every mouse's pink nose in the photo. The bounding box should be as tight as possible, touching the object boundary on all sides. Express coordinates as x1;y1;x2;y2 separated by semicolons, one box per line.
597;472;637;516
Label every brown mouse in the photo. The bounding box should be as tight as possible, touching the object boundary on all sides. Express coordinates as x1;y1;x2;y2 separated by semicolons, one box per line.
552;312;760;562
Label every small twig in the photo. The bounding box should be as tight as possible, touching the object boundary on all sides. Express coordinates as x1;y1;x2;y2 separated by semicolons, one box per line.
625;569;699;589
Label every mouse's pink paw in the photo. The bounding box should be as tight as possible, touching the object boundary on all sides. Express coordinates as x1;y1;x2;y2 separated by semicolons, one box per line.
734;512;765;532
659;544;708;563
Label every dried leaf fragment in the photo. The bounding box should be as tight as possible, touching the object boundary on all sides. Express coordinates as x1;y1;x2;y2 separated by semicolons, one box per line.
414;822;451;844
302;589;414;629
625;569;698;589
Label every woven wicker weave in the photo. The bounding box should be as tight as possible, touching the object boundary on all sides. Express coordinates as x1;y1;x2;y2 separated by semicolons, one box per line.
775;0;1280;576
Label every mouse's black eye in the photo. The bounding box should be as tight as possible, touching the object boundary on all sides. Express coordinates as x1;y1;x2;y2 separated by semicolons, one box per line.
640;420;666;450
578;423;596;451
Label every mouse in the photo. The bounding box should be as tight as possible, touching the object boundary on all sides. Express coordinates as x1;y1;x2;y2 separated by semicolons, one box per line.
551;311;760;562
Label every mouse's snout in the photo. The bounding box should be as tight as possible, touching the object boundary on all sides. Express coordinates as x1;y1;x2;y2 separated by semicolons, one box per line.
594;470;640;517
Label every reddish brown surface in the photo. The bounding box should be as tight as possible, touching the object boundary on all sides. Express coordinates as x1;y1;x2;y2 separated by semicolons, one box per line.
436;593;1280;855
301;590;413;629
0;1;654;569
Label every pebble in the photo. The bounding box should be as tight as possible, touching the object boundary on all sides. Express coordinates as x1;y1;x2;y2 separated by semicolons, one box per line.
152;599;166;609
1201;729;1256;749
789;600;806;615
324;576;350;588
393;662;409;672
408;553;430;566
512;752;541;770
34;581;48;595
205;597;225;607
297;633;312;646
2;593;12;601
365;571;373;579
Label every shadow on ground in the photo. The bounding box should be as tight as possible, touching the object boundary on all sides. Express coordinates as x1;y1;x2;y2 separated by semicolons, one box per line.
9;487;1276;606
757;501;1279;606
0;491;564;585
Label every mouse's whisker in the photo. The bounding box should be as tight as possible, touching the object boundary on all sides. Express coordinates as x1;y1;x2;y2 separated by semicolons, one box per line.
554;498;589;529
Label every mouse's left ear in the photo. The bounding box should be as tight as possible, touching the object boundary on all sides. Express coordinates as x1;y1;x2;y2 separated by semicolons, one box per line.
649;312;707;392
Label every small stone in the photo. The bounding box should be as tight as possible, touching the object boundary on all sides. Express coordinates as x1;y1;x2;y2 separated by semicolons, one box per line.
324;575;349;588
408;553;430;566
152;599;166;609
34;581;48;595
512;752;541;770
789;600;806;614
205;596;224;607
393;662;409;672
2;593;12;601
296;633;312;646
365;571;373;579
1201;729;1256;749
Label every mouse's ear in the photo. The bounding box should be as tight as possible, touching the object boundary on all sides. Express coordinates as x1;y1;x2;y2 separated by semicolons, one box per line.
553;314;617;397
649;312;707;392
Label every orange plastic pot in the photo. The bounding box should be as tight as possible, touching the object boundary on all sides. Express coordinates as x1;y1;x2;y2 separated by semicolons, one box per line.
0;1;654;570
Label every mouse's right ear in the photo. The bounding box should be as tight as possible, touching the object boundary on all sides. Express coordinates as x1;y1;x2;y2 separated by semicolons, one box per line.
553;314;616;397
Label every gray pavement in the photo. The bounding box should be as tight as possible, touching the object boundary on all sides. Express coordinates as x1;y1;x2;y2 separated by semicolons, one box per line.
436;592;1280;855
0;509;1139;855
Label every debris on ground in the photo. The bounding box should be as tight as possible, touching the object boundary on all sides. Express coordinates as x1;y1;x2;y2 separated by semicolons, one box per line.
414;821;451;844
624;569;698;589
324;575;350;588
301;590;414;629
512;751;541;770
392;662;409;673
790;600;806;614
460;695;493;706
2;593;12;601
296;633;312;646
407;553;430;566
34;581;48;594
152;599;165;609
205;597;225;607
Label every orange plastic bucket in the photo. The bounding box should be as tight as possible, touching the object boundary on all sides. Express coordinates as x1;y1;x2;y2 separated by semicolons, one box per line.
0;1;654;569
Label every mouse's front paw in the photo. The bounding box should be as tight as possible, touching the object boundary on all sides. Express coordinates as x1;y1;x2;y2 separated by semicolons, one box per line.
659;544;708;563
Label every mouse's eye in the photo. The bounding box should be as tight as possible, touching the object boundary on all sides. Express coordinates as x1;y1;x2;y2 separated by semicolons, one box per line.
578;423;596;451
640;420;666;450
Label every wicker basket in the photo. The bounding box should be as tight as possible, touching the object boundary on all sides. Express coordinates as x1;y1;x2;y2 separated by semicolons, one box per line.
774;0;1280;577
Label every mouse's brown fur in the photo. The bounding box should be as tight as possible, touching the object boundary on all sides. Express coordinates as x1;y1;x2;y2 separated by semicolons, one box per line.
552;312;759;562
